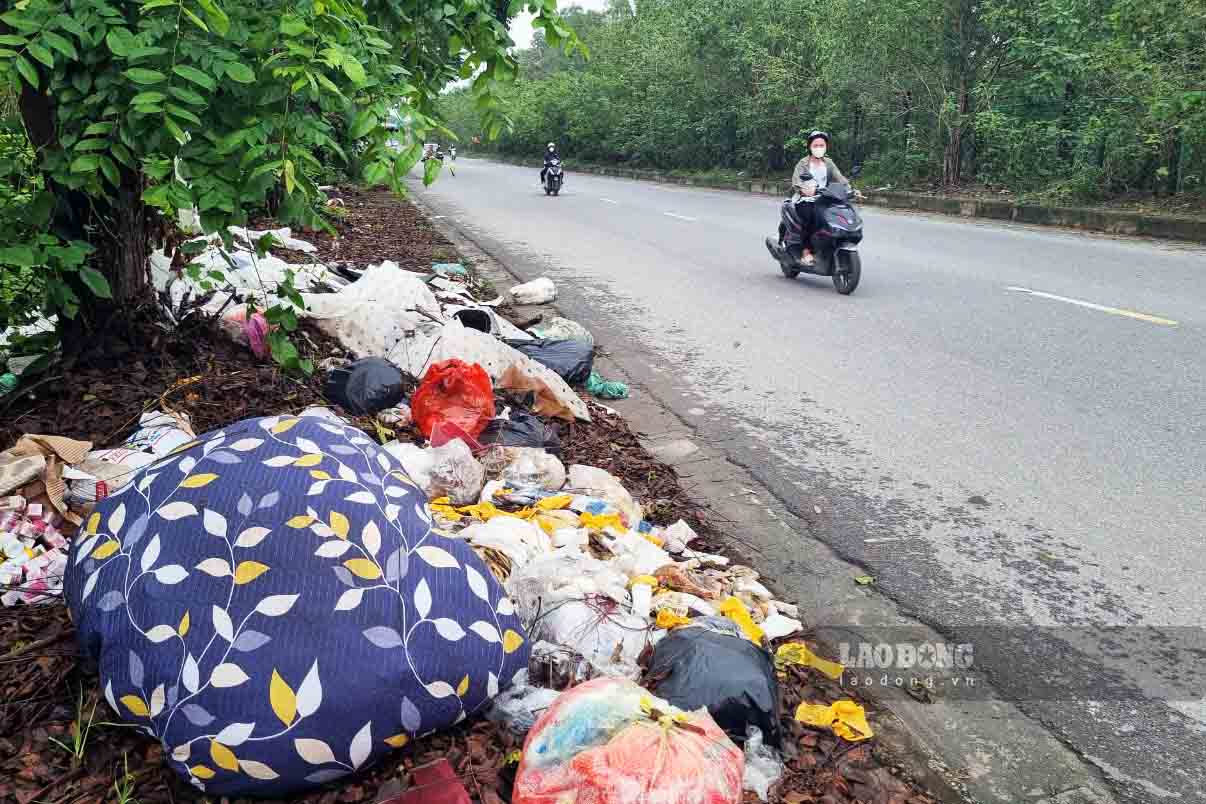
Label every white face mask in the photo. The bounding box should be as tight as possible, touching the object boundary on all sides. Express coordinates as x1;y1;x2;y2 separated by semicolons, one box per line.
811;145;827;158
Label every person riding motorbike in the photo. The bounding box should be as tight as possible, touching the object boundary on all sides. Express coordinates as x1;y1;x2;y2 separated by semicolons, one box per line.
540;142;561;186
789;131;853;266
449;146;457;161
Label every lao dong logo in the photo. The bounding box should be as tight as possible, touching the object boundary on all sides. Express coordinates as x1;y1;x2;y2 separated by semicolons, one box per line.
839;641;975;671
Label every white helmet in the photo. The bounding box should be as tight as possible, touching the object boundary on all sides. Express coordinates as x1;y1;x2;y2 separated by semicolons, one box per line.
548;142;555;150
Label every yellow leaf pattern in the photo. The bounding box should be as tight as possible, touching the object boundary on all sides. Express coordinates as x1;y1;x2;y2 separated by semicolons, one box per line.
269;669;297;727
457;674;470;697
344;559;381;580
294;454;323;468
286;515;316;529
310;470;332;480
329;511;349;540
271;418;299;433
233;561;271;585
210;740;239;771
86;512;101;535
503;629;524;654
385;734;410;748
191;765;215;780
121;695;149;717
181;473;219;489
178;610;190;637
92;539;120;560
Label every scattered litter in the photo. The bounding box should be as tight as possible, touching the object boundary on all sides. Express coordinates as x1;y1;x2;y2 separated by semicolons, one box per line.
122;409;195;456
718;595;766;644
459;517;552;570
647;615;781;746
485;674;562;736
0;372;17;397
743;726;785;801
377;403;413;429
510;277;557;305
427;438;486;505
412;359;496;439
0;495;68;606
480;409;561;455
794;699;874;742
567;464;643;527
662;519;699;553
513;677;744;804
324;356;408;415
586;371;630;399
385;758;471;804
432;262;469;277
760;612;804;640
63;448;156;508
509;338;594;385
527;316;594;346
854;575;876;586
481;447;567;491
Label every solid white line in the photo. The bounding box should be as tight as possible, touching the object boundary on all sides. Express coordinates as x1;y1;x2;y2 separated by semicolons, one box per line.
1006;286;1178;326
600;198;619;205
664;212;698;222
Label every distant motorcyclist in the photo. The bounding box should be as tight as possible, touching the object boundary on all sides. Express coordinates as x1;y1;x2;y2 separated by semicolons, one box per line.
449;146;457;161
540;142;561;185
790;131;851;265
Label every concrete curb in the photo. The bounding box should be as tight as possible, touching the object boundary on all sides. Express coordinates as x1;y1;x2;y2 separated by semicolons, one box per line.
486;155;1206;243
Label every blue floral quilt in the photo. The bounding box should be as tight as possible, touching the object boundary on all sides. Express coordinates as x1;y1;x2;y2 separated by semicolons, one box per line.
65;414;530;796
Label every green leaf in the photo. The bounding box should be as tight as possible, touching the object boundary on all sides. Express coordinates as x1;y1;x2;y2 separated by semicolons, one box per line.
0;246;37;267
79;266;113;299
71;155;100;173
28;42;55;68
139;0;179;10
164;117;187;144
423;156;441;186
173;64;216;90
105;28;135;57
182;6;209;32
363;160;388;186
131;91;167;105
15;54;39;88
283;159;296;194
341;56;366;85
111;143;135;167
168;85;207;106
74;139;110;152
349;109;378;139
128;46;171;61
42;30;78;59
54;13;87;37
195;0;230;36
224;62;255;83
167;104;203;125
124;68;166;85
99;155;121;186
0;34;26;46
280;14;307;35
83;122;115;137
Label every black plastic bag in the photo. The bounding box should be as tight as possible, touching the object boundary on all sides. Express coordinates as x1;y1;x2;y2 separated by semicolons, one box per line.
479;408;561;456
506;338;594;386
646;619;781;747
325;357;407;415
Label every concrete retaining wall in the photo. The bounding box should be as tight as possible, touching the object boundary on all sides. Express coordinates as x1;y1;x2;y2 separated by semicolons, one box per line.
488;154;1206;243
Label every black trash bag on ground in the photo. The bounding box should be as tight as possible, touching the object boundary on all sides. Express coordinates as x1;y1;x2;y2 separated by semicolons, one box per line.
325;357;408;415
505;338;594;386
646;618;781;747
479;408;561;456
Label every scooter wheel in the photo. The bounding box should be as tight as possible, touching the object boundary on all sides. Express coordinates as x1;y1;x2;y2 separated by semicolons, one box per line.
833;250;861;295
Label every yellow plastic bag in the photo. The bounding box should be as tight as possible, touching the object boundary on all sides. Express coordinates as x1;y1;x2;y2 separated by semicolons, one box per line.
775;643;845;680
794;700;873;742
655;610;693;629
718;596;765;644
579;511;626;532
536;494;574;511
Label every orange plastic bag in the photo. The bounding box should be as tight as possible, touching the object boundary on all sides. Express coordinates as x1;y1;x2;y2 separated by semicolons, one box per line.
513;677;743;804
412;359;496;439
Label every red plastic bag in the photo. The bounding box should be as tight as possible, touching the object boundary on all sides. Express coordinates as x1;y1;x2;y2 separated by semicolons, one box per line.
412;359;496;439
513;677;743;804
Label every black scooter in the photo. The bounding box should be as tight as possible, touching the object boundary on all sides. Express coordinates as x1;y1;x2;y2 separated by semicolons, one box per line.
544;158;563;196
764;165;864;295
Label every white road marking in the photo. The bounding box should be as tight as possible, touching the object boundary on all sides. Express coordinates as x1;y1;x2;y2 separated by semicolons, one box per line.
1005;286;1179;327
664;212;698;222
600;198;619;205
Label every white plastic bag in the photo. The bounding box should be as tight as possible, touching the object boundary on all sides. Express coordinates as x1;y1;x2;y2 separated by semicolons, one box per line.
663;520;699;554
567;465;642;526
484;673;562;736
427;439;485;505
458;517;552;570
382;441;434;491
527;316;594;347
491;448;566;491
743;726;785;802
510;277;556;305
64;449;157;507
122;410;195;456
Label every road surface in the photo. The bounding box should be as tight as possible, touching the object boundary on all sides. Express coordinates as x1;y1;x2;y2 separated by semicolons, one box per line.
413;159;1206;803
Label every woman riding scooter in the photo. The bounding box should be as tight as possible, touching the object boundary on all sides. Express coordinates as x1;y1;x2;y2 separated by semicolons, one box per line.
789;131;851;265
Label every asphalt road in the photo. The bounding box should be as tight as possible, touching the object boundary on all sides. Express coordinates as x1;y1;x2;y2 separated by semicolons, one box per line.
414;158;1206;802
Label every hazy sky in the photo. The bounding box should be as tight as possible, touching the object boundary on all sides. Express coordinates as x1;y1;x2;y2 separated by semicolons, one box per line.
508;0;610;50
